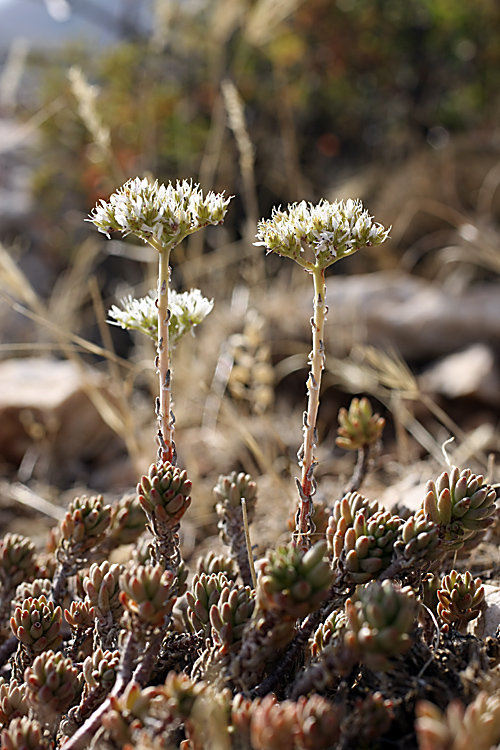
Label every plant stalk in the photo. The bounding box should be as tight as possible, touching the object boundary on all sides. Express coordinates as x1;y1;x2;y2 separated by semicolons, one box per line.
295;265;327;550
61;631;137;750
157;247;174;465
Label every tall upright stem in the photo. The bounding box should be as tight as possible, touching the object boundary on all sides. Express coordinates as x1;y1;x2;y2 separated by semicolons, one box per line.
157;247;174;464
295;265;327;550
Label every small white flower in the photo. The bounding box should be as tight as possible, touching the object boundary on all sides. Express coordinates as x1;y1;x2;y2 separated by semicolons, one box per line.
255;198;390;268
88;178;232;250
108;288;214;348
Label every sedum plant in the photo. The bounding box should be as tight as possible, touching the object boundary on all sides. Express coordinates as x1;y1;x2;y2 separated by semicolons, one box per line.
88;177;231;465
436;570;485;634
256;199;389;549
214;471;258;587
336;397;386;494
344;580;418;671
423;466;496;551
2;170;499;750
415;692;500;750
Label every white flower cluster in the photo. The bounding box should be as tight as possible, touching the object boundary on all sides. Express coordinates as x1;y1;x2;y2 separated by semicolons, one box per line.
255;198;390;268
88;177;232;249
108;288;214;348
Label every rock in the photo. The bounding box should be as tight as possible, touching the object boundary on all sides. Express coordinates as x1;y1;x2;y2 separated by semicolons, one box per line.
0;357;129;489
419;343;500;406
318;271;500;360
471;583;500;639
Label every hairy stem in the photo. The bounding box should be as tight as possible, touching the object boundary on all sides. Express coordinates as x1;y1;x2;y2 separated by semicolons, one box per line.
157;247;174;464
295;265;327;550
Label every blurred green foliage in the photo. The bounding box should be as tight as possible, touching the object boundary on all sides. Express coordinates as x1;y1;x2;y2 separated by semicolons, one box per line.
28;0;500;258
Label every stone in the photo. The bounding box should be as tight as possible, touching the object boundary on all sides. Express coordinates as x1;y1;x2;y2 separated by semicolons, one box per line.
303;271;500;360
0;357;128;488
471;583;500;639
419;343;500;406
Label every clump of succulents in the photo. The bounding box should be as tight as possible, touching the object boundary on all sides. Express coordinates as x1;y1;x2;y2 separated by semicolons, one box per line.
334;509;404;584
11;596;63;659
119;563;177;632
415;692;500;750
437;570;485;634
0;174;498;750
138;462;192;574
423;467;496;550
214;471;258;587
344;580;418;670
336;397;386;452
185;571;233;638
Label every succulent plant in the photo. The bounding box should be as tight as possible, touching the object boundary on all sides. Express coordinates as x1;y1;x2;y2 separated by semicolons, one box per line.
106;493;146;549
64;600;96;632
162;670;206;721
214;471;258;516
344;691;394;748
138;462;192;573
0;534;37;590
295;694;344;750
83;561;123;651
310;610;347;657
210;585;256;652
13;579;52;609
257;540;334;619
345;580;418;671
437;570;484;634
185;572;232;637
59;495;112;552
131;537;154;565
83;648;120;691
229;542;333;691
250;695;299;750
0;678;29;725
231;692;254;747
214;471;258;587
196;551;238;581
119;563;176;631
1;716;49;750
326;491;380;557
393;511;441;563
423;467;496;550
10;596;63;654
101;681;159;747
83;561;123;620
49;495;112;608
138;462;192;529
335;510;403;584
336;397;385;451
24;650;81;720
415;692;500;750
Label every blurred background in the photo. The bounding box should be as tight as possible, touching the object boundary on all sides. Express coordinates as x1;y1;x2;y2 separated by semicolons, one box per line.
0;0;499;553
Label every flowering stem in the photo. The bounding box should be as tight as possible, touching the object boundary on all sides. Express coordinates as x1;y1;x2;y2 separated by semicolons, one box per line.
295;265;327;551
156;245;174;465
